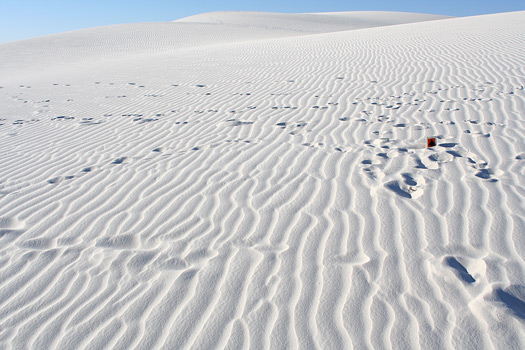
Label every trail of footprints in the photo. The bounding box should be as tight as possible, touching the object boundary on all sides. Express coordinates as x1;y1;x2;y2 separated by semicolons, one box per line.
359;133;505;199
2;79;522;196
44;138;257;186
2;79;522;127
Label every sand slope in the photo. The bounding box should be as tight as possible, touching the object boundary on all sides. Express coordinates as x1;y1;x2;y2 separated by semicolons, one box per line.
174;11;452;32
0;11;524;350
0;11;450;82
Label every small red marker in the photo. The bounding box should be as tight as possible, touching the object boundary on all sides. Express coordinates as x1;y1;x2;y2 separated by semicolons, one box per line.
427;137;436;148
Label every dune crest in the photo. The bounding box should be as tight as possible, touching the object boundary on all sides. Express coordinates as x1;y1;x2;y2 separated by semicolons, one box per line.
174;10;453;33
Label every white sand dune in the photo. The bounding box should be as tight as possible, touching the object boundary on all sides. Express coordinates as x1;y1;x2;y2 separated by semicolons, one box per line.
0;11;450;82
1;10;524;349
174;11;452;32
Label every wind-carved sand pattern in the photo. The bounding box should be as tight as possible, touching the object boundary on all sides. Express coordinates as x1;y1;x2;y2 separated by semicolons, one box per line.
0;10;524;350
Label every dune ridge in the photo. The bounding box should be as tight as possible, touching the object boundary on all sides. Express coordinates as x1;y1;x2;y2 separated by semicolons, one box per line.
174;11;452;32
0;10;524;350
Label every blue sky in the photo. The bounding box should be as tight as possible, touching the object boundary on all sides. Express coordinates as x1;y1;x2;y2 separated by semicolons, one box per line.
1;0;523;44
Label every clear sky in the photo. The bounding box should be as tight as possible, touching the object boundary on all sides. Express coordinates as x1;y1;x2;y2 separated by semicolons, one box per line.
1;0;523;44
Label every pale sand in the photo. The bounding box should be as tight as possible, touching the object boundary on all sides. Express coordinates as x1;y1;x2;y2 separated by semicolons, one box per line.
0;11;524;349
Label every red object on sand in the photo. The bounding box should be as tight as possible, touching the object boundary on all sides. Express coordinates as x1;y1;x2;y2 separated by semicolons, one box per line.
427;137;436;148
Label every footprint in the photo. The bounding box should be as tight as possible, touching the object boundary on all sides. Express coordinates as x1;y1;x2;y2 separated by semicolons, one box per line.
385;172;425;199
474;168;501;182
384;180;411;198
415;151;452;170
439;142;458;148
466;155;502;181
112;157;128;165
492;285;525;320
429;152;454;163
444;256;476;284
363;168;385;181
48;176;64;184
230;120;253;126
360;156;384;181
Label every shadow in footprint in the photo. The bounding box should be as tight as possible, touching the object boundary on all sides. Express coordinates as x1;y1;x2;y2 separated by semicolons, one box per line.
475;169;492;179
445;257;476;284
402;173;417;186
48;177;63;184
439;143;457;148
385;181;411;198
112;157;128;165
447;150;463;158
495;287;525;320
415;159;427;169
